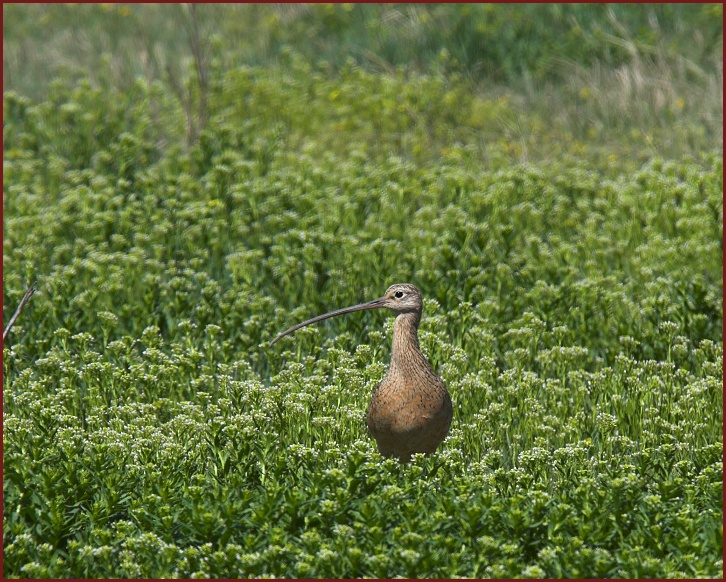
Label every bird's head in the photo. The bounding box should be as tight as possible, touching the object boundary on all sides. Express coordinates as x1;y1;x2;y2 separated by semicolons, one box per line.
269;282;423;346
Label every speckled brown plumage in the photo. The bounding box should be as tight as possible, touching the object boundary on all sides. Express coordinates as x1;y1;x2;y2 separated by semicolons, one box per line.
271;283;452;463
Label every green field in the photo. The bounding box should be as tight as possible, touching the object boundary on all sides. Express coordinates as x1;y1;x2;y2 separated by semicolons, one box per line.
3;4;723;578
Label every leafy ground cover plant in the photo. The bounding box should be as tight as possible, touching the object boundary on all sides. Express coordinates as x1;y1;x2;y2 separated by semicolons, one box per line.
3;4;723;578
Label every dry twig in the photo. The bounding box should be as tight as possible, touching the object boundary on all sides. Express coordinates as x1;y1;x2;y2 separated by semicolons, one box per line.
3;283;37;343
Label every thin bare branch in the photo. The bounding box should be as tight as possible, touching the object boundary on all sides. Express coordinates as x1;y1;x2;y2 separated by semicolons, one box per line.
183;3;209;143
3;283;37;343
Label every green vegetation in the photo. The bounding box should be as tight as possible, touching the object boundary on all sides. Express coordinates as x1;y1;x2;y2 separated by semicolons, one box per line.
3;3;723;578
4;3;723;164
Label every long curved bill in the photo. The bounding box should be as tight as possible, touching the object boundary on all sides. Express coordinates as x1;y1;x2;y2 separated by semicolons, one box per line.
270;297;386;346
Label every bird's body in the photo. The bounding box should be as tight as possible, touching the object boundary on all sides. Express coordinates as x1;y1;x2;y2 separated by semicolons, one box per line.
271;283;452;462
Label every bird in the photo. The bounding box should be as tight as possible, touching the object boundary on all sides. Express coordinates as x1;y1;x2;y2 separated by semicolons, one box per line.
270;283;452;463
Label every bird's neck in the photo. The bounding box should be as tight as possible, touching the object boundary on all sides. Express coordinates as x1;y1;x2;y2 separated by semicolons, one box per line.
390;311;428;372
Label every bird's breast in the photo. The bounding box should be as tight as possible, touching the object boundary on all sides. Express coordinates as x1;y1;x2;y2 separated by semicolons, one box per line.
366;367;451;436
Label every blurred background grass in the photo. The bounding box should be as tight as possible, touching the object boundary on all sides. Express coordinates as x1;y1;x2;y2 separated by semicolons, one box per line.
3;3;722;167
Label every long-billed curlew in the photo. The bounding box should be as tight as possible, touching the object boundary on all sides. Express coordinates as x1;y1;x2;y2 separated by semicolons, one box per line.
270;283;452;462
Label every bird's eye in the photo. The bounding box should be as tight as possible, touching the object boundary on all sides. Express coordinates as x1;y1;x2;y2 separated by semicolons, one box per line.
394;291;404;299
